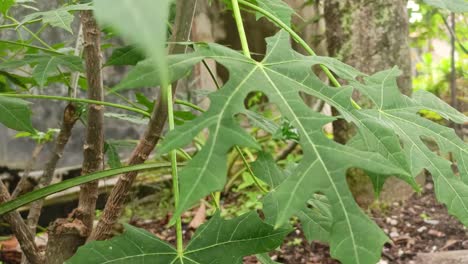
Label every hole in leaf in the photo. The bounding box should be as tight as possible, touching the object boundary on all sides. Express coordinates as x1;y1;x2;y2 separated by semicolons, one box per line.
419;135;439;153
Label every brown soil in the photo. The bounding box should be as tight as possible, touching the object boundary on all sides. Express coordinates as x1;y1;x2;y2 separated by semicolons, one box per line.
1;177;466;264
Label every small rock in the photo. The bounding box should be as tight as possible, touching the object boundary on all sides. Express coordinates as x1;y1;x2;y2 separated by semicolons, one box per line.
428;229;445;237
417;226;428;233
390;219;398;226
462;240;468;249
425;183;433;190
390;231;399;238
424;219;440;225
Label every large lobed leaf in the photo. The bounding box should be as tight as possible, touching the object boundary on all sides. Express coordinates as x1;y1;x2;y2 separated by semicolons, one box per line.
67;212;290;264
347;69;468;226
21;4;93;32
153;31;412;264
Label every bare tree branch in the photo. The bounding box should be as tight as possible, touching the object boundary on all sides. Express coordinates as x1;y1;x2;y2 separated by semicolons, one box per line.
76;9;105;234
0;181;44;264
26;103;79;234
11;143;44;199
89;0;198;241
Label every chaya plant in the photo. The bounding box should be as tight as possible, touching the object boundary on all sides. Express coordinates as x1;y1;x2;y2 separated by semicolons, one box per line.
0;0;466;264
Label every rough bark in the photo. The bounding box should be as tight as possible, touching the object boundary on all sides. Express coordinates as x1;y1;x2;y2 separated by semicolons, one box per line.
0;181;44;264
76;10;105;234
89;0;198;241
43;11;105;263
44;219;87;264
26;103;79;233
324;0;414;206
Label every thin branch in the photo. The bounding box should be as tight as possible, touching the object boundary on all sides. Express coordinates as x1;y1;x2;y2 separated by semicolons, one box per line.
26;103;79;234
0;181;44;264
89;0;198;241
76;9;105;234
11;143;44;199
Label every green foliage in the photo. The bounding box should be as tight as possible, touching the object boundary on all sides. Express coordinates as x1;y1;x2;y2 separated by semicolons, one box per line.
0;162;173;215
15;128;59;143
0;0;15;15
94;0;171;87
423;0;468;12
1;0;467;263
104;141;123;169
0;54;83;87
154;33;413;264
21;4;93;32
104;45;145;66
67;212;290;264
0;95;35;133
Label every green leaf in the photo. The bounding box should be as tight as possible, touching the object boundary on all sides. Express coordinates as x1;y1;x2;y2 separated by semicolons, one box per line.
0;0;15;15
252;152;332;242
21;4;93;32
67;212;290;264
31;55;83;86
112;52;203;92
134;92;154;112
0;95;35;133
253;0;294;27
94;0;171;87
223;0;294;27
0;54;83;87
104;45;146;66
174;110;196;125
244;110;279;135
423;0;468;13
349;68;468;224
158;31;411;264
104;142;122;169
413;89;467;124
0;162;173;215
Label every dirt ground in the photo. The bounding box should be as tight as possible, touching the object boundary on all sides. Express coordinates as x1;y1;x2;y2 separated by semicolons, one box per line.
1;177;467;264
129;176;467;264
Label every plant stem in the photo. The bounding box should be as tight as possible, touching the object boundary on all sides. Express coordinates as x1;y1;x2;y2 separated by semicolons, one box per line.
231;0;251;58
11;143;44;199
175;99;205;112
236;146;268;193
167;85;184;257
0;39;62;54
0;181;44;264
89;0;198;242
237;0;361;109
0;18;42;29
0;93;151;117
77;10;105;238
6;15;54;50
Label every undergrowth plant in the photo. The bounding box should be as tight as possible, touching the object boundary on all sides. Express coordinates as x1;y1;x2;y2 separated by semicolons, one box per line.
0;0;466;264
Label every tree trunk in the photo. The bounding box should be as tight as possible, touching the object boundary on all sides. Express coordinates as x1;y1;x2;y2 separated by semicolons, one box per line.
324;0;417;206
